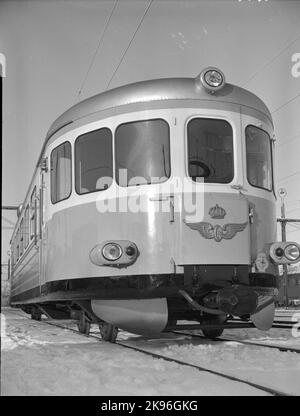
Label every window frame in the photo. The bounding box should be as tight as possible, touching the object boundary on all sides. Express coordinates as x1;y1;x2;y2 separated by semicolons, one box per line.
115;118;171;188
19;218;24;257
16;228;20;261
11;239;15;267
186;117;234;185
75;127;113;196
50;140;72;204
24;204;29;249
30;187;37;240
245;124;274;193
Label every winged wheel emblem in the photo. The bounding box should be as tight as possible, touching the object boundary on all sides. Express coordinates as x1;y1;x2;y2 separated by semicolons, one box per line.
185;222;248;242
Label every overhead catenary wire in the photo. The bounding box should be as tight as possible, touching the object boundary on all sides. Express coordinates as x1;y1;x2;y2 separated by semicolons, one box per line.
242;33;300;87
105;0;153;91
74;0;118;103
286;207;300;214
276;132;300;148
271;92;300;115
287;226;300;234
288;223;300;230
277;170;300;183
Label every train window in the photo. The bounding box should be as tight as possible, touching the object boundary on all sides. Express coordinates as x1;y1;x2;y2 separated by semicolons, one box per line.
30;188;36;240
25;205;29;248
11;240;15;267
246;125;273;191
16;229;19;261
187;118;233;183
51;142;72;203
115;119;170;186
20;219;24;256
75;128;113;194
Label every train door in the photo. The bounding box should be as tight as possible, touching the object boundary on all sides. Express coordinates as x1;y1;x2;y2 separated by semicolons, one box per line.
240;112;276;258
175;111;251;266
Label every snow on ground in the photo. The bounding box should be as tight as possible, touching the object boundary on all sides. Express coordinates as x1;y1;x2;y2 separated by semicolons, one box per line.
119;316;300;396
1;308;266;396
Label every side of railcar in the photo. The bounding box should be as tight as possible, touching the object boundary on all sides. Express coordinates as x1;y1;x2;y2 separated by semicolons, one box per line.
10;168;43;309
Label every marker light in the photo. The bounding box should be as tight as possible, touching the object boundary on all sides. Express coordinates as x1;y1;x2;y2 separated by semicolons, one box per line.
125;245;136;257
102;243;122;261
199;67;225;92
275;247;284;258
284;244;300;262
270;241;300;264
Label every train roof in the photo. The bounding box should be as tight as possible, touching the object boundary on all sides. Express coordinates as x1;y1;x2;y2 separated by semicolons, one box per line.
47;74;273;140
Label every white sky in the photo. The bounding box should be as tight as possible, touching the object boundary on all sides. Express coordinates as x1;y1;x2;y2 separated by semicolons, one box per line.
1;0;300;261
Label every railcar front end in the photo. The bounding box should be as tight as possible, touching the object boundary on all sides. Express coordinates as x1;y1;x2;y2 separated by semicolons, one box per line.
10;68;300;341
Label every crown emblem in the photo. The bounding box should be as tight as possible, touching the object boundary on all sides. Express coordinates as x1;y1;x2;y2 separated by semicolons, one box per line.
209;204;226;219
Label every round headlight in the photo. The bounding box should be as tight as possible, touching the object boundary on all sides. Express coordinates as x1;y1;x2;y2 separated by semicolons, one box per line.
284;244;300;261
200;67;225;91
102;243;122;261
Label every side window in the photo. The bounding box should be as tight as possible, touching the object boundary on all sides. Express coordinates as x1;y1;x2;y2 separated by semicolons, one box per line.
75;128;113;194
51;141;72;203
30;188;36;240
16;229;20;261
246;125;273;191
20;219;24;257
11;240;15;267
25;205;29;248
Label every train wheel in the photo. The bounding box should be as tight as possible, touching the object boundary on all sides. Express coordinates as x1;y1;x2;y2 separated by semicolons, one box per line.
31;312;42;321
77;313;91;335
31;307;42;321
201;314;226;339
202;328;224;339
99;323;118;343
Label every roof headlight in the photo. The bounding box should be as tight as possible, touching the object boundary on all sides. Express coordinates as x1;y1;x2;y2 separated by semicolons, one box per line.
199;67;225;92
102;243;122;261
284;244;300;261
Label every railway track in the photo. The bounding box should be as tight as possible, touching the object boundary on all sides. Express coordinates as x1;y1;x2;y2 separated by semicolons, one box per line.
227;318;298;330
34;316;295;397
171;331;300;354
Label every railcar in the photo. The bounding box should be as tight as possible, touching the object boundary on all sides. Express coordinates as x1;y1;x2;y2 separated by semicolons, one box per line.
9;67;300;342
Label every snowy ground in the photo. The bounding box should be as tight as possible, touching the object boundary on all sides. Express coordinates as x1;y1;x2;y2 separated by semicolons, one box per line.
1;307;299;396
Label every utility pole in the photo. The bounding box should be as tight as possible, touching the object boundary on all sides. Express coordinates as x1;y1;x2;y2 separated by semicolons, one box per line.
278;188;288;307
277;189;300;307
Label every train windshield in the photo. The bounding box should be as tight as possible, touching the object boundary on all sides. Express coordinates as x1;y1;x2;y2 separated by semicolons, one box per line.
75;128;113;194
115;119;170;186
187;118;234;183
246;125;273;191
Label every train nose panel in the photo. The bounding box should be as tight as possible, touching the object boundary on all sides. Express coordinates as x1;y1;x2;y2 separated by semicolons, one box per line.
177;193;250;265
91;298;168;335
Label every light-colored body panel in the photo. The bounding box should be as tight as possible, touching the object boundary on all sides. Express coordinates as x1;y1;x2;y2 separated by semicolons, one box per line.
10;97;276;301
